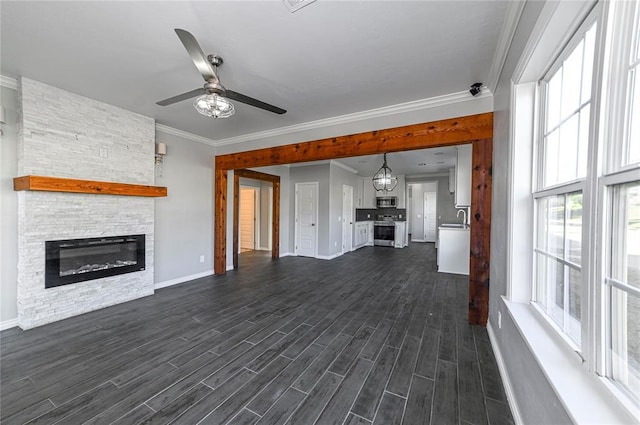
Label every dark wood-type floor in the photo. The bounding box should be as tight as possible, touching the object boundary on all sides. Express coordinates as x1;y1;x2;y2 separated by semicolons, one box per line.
1;243;514;425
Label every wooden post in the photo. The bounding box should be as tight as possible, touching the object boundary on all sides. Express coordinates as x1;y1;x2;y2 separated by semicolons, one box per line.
468;138;492;326
214;168;227;275
272;181;280;259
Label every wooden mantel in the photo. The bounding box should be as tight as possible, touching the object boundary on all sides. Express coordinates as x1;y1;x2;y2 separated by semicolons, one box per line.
14;175;167;197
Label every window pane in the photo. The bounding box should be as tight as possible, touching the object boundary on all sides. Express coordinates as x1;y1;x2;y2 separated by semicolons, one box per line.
537;195;565;257
544;129;560;187
567;192;583;266
581;25;597;105
547;72;562;130
611;182;640;289
562;39;584;118
578;104;591;178
626;68;640;165
609;287;640;404
558;113;580;183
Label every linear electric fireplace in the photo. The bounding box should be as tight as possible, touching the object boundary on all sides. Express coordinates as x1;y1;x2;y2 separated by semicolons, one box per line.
45;234;145;288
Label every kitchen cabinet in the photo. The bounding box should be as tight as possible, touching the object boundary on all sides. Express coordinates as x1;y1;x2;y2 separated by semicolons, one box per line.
455;145;472;207
449;168;455;193
394;221;407;248
354;221;374;249
437;226;470;275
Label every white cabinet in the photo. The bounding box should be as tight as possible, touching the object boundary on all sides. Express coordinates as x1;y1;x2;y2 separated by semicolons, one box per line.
455;145;472;207
354;221;374;249
449;168;455;193
394;221;407;248
437;227;470;275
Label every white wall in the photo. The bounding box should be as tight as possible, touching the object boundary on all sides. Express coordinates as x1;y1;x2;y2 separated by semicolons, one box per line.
154;130;217;288
329;163;358;257
289;164;331;256
1;85;19;328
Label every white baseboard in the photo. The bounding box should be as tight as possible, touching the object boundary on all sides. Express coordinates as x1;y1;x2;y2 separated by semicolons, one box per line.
257;246;271;251
411;238;427;242
0;318;19;331
487;321;523;425
155;270;214;290
317;252;341;260
279;252;295;257
226;265;234;271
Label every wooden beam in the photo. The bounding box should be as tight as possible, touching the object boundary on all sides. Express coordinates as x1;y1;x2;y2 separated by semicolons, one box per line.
214;169;228;275
468;138;492;326
215;113;493;171
234;168;280;183
14;175;167;197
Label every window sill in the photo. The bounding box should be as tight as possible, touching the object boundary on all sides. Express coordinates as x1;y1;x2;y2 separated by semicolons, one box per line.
502;297;639;424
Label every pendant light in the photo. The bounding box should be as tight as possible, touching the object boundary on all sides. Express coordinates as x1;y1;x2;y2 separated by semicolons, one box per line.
372;153;398;192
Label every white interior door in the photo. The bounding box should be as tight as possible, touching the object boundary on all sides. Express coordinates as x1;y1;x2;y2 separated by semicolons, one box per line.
342;185;353;253
423;191;437;242
295;182;318;257
240;187;257;251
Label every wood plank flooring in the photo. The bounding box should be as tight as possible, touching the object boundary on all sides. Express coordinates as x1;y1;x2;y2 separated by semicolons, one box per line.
0;243;514;425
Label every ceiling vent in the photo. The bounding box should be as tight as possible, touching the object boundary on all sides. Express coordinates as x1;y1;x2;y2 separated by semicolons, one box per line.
283;0;317;13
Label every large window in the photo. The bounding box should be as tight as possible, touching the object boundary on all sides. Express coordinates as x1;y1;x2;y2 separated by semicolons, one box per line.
533;22;598;348
531;0;640;411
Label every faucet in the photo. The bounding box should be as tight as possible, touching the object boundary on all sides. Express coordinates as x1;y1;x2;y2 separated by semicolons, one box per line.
457;209;467;227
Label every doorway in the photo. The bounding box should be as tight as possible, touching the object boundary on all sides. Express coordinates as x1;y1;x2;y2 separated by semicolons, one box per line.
342;184;353;253
239;187;258;252
295;182;318;257
423;190;437;242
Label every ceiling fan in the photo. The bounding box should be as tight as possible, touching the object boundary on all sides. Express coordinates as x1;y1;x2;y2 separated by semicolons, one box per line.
157;29;286;117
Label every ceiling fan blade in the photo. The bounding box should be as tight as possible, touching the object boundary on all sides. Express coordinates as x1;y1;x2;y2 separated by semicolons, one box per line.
174;29;217;82
224;90;287;115
156;88;203;106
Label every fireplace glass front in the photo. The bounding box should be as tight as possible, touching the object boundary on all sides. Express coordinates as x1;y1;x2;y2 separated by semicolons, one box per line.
45;234;145;288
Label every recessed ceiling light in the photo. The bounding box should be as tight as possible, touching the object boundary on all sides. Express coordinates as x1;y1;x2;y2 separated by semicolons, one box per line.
358;160;367;163
434;152;445;156
437;161;445;164
418;163;427;166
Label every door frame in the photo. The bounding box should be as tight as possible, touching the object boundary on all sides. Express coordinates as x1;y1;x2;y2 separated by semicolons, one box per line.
216;112;492;325
294;182;319;257
232;169;280;270
423;184;438;242
342;184;353;254
239;186;259;252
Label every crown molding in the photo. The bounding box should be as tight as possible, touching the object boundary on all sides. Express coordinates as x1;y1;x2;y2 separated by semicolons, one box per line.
155;123;217;147
1;75;18;90
214;90;492;147
487;0;526;92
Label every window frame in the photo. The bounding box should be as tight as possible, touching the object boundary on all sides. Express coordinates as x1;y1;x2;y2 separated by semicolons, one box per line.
531;10;603;354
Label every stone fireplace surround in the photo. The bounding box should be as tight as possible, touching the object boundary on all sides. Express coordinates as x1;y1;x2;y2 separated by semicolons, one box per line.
17;78;156;329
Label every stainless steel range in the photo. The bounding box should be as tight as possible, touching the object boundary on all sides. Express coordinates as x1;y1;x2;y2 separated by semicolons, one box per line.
373;214;396;247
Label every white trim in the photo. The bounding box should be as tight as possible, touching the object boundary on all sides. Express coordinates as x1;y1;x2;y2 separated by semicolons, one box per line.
257;246;271;251
487;321;523;425
0;75;18;90
317;253;341;260
487;0;526;92
155;123;217;147
503;298;638;424
226;264;234;271
214;90;492;147
410;238;427;243
279;252;295;257
154;270;214;290
0;318;19;331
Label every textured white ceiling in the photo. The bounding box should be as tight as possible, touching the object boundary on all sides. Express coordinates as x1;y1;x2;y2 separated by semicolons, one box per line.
1;1;510;144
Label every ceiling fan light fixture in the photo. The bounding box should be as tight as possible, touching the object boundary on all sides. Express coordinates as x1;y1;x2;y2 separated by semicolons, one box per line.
193;94;235;118
372;153;398;192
